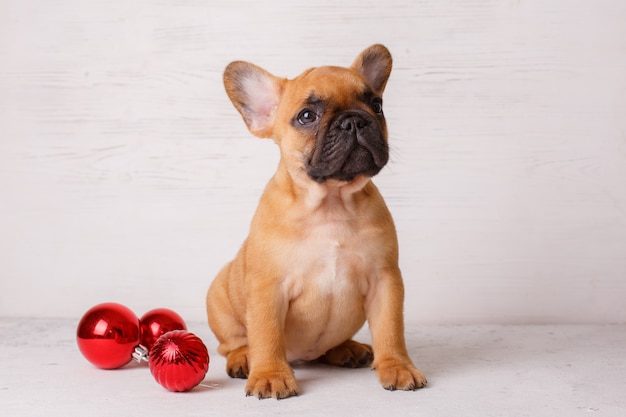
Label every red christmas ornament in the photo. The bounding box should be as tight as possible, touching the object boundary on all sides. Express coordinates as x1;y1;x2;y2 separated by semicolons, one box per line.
76;302;140;369
149;330;210;392
139;308;187;351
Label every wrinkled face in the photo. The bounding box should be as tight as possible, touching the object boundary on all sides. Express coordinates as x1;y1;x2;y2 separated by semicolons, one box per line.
274;66;389;183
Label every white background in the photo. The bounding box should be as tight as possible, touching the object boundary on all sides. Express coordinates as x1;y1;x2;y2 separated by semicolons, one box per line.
1;0;625;324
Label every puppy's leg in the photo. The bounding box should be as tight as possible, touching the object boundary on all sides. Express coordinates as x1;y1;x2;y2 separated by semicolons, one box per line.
206;264;250;379
320;340;373;368
367;268;427;391
244;276;299;400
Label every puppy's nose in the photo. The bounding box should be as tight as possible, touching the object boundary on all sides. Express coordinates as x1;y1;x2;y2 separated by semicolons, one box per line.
339;115;370;132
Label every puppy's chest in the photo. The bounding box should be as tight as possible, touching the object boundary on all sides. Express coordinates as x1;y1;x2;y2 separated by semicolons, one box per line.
283;215;376;296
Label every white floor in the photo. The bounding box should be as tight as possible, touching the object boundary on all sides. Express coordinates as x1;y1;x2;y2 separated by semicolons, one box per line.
1;319;625;417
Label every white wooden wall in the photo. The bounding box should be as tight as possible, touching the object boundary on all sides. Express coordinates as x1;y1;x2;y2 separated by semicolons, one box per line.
1;0;625;324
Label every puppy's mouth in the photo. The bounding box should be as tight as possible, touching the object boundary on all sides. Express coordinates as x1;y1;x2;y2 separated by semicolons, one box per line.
306;111;389;183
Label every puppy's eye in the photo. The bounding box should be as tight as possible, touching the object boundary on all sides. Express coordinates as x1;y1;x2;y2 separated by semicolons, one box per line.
297;109;318;125
371;97;383;114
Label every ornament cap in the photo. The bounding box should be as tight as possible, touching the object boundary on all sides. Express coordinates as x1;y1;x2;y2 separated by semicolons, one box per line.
132;345;150;363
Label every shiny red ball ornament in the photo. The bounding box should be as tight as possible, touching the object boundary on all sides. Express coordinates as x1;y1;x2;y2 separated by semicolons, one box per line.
149;330;210;392
139;308;187;351
76;302;140;369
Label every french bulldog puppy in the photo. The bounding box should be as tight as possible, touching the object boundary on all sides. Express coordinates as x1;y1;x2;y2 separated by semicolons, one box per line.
206;44;427;399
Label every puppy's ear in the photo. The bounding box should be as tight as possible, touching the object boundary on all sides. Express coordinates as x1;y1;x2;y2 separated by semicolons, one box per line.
351;44;393;94
224;62;284;138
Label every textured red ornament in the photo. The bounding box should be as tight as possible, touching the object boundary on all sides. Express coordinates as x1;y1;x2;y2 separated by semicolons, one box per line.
139;308;187;351
76;302;140;369
149;330;210;392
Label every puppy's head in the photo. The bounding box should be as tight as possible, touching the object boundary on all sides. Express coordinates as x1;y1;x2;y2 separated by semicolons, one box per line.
224;44;392;184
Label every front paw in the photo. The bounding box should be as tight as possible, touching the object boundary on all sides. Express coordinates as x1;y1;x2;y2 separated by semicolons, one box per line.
245;368;299;400
374;358;427;391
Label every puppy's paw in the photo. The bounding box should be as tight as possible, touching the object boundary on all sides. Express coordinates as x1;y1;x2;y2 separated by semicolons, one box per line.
245;367;299;400
321;340;374;368
374;357;427;391
226;346;249;379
